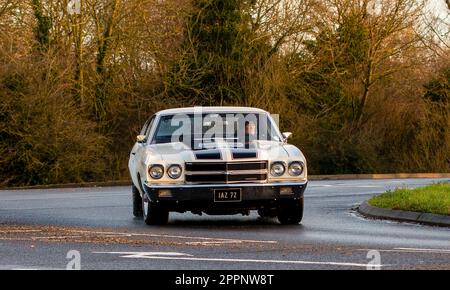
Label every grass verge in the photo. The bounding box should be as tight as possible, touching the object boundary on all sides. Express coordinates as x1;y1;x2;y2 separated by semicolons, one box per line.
368;182;450;216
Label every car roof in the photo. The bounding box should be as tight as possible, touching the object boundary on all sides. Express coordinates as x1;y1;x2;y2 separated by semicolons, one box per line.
156;106;268;116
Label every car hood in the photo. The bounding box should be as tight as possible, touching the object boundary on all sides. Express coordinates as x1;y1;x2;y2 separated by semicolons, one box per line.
144;140;304;163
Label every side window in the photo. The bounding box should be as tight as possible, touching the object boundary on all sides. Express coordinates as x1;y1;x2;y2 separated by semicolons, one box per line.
139;115;155;136
144;116;156;137
139;119;150;136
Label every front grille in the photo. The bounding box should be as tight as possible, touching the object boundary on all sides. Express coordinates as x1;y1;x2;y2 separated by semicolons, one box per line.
185;161;268;184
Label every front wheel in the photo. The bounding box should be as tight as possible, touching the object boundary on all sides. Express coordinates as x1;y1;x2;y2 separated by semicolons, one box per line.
277;198;304;225
142;195;169;225
132;185;143;218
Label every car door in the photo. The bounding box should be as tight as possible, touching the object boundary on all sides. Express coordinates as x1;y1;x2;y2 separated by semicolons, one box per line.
129;115;155;188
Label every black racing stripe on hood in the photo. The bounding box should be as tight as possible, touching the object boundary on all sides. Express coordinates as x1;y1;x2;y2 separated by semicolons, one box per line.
231;149;258;159
194;149;222;160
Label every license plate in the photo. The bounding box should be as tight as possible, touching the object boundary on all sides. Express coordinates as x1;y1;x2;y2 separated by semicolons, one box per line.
214;188;242;202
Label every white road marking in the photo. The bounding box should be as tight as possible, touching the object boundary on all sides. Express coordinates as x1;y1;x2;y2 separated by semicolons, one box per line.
0;237;37;241
0;191;125;201
93;252;193;258
94;251;386;268
30;236;83;240
72;230;277;244
394;248;450;254
358;248;450;254
306;193;375;198
0;228;277;245
185;241;244;245
0;230;42;233
0;265;59;270
308;183;378;188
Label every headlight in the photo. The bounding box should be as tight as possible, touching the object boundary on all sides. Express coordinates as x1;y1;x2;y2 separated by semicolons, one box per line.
288;161;304;176
149;164;164;179
167;164;182;179
270;162;285;177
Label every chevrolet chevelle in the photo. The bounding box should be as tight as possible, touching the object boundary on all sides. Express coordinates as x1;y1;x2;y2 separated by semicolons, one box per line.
128;107;307;225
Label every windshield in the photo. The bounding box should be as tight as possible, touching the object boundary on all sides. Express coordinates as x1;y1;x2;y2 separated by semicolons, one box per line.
151;113;282;149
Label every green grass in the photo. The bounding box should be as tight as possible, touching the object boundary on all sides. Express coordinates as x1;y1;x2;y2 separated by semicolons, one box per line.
368;182;450;216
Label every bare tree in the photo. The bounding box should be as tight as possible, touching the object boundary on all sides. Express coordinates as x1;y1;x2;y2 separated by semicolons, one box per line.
309;0;426;123
71;0;85;106
0;0;17;19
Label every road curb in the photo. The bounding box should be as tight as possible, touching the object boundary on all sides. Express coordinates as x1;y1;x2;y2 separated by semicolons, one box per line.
1;173;449;190
2;180;132;190
309;173;450;180
358;201;450;227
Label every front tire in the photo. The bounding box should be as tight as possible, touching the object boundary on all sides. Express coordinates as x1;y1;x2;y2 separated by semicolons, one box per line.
277;198;304;225
142;195;169;225
132;185;143;218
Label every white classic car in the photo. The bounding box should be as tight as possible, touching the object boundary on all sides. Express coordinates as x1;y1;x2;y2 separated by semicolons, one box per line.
128;107;307;225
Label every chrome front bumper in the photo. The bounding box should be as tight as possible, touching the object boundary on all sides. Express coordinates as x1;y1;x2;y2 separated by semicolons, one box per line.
142;181;307;211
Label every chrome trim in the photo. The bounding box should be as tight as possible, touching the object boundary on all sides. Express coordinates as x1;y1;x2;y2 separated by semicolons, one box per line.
185;160;267;166
184;160;268;184
184;180;267;185
145;180;307;189
185;169;268;175
185;171;226;175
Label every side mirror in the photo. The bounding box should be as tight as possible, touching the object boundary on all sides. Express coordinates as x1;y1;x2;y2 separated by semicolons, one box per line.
282;132;292;139
136;135;147;143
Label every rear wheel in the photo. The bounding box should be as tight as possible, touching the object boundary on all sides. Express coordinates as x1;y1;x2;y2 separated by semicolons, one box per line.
257;208;277;218
142;195;169;225
132;185;143;218
277;198;304;225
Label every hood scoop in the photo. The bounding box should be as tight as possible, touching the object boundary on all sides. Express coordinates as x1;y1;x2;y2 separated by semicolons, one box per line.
231;149;257;159
194;149;222;160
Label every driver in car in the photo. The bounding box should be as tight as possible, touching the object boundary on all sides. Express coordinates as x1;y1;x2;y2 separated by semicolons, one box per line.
244;120;257;148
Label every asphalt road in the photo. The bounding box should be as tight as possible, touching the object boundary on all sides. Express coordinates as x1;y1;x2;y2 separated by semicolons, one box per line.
0;178;449;270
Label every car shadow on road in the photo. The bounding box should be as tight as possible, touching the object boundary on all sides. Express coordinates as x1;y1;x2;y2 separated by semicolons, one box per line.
162;215;305;230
